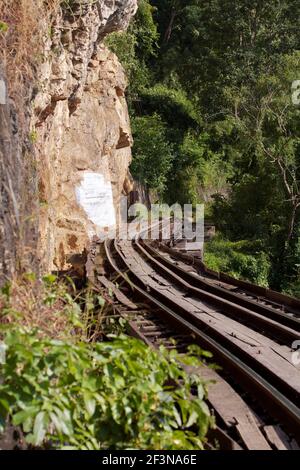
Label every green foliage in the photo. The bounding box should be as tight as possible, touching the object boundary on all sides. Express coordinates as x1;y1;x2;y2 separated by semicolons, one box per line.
204;236;271;287
214;52;300;291
0;325;213;449
105;0;159;102
105;30;144;93
141;84;201;131
131;113;174;193
0;21;8;33
133;0;159;57
211;172;284;242
283;279;300;298
152;0;300;114
165;129;234;205
166;165;200;206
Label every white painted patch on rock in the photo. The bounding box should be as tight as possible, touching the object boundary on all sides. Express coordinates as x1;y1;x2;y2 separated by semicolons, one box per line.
76;172;116;232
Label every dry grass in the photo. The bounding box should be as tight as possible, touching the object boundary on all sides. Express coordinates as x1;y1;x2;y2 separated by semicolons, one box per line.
0;1;61;282
0;0;60;104
0;275;122;341
0;275;80;339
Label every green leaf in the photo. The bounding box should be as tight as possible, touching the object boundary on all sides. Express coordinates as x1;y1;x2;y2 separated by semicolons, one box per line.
0;398;9;413
12;407;39;426
1;282;11;299
186;410;199;428
32;411;47;446
83;392;96;418
23;272;37;283
0;22;8;33
50;408;73;436
1;318;212;449
97;296;106;307
42;274;57;285
172;406;182;427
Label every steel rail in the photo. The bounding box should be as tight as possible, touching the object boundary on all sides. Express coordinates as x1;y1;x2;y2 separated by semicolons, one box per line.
104;238;300;441
157;242;300;314
142;240;300;331
132;236;299;347
131;234;300;403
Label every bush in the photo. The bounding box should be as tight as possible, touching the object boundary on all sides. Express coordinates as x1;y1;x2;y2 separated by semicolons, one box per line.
204;236;271;286
140;84;202;132
0;276;213;449
0;324;213;449
283;280;300;299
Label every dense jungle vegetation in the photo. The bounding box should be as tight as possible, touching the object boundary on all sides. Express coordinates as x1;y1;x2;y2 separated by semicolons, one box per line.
107;0;300;295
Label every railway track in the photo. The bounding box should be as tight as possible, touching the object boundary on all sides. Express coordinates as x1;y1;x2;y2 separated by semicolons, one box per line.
146;240;300;325
88;228;300;450
134;238;300;343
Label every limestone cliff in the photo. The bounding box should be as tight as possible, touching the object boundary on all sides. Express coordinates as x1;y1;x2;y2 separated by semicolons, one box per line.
0;0;137;278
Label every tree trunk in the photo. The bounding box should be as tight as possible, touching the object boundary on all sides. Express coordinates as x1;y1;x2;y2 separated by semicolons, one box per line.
164;8;177;43
286;202;298;248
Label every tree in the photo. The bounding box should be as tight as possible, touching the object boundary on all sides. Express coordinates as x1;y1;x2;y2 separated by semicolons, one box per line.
231;52;300;251
131;114;174;194
152;0;300;116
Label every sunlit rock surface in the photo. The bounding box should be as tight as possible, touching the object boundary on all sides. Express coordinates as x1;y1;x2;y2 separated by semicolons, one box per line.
31;0;137;270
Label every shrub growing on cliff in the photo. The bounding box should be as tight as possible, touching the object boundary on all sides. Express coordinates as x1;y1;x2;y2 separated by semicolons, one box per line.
105;0;159;103
0;324;213;449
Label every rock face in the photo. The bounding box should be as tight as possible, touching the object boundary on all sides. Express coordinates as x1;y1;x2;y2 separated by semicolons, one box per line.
0;70;20;279
0;68;39;281
31;0;137;271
